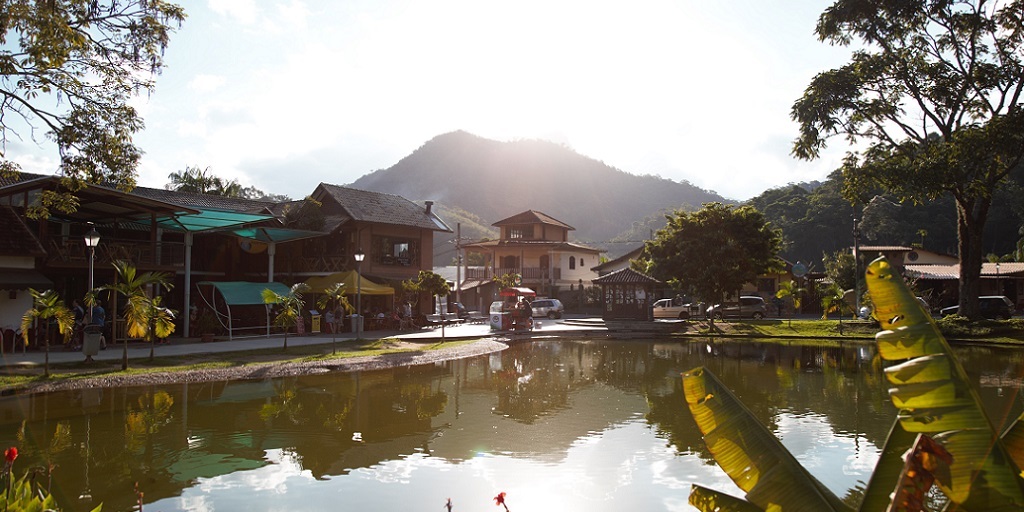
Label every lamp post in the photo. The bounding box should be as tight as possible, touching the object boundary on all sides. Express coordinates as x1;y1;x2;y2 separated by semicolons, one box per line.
84;227;101;323
853;217;862;318
996;262;1001;295
354;248;365;339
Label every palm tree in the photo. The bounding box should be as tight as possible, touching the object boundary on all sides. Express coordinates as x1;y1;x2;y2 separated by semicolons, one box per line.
263;283;310;351
21;289;74;376
775;280;805;328
98;260;175;369
316;282;352;354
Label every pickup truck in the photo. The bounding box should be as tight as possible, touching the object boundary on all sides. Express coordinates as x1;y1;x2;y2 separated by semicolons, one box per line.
652;299;704;319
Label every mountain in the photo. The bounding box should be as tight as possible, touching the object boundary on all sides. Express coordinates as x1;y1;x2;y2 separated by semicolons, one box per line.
350;131;728;260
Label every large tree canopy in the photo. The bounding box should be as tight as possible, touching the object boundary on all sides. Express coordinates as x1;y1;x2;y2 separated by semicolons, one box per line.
1;0;186;218
643;203;782;309
792;0;1024;319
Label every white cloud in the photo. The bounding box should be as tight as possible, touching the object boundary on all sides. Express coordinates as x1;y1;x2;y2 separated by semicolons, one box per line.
188;75;227;93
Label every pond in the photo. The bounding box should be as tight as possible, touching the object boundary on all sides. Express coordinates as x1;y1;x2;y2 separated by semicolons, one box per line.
3;338;1023;511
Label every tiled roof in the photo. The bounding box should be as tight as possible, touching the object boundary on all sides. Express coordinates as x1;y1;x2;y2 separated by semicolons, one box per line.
593;267;662;285
317;183;452;232
462;239;602;253
132;186;276;214
0;206;45;257
592;246;644;271
493;210;574;230
905;262;1024;280
860;245;915;252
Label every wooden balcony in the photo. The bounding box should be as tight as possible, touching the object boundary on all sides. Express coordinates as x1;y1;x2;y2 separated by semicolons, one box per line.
465;267;561;281
44;235;185;270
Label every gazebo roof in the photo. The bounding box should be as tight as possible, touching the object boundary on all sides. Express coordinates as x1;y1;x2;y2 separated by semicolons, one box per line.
592;267;661;285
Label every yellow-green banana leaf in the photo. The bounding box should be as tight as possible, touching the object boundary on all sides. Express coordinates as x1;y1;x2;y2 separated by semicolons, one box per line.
683;366;853;512
865;257;1024;509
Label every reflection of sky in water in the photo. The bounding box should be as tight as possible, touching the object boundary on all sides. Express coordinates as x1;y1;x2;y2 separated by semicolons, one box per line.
150;419;749;512
775;411;880;495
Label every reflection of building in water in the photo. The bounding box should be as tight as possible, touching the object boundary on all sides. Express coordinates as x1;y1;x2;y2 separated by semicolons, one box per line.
4;340;1014;509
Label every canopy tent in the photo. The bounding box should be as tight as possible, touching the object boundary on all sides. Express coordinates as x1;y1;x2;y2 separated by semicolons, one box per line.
303;271;395;295
500;287;536;298
196;281;293;340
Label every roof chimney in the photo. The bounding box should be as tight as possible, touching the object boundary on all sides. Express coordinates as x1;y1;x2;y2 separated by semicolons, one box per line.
425;201;433;215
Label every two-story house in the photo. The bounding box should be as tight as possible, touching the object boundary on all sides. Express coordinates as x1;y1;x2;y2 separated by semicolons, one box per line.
460;210;602;311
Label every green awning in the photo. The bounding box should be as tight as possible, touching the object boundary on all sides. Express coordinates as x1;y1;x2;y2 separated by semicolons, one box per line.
145;209;276;233
232;226;325;243
198;281;291;305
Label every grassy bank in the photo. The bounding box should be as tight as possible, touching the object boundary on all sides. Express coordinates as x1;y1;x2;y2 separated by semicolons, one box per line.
0;338;476;393
680;316;1024;345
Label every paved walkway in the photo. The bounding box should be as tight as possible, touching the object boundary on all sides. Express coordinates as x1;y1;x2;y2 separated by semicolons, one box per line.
1;316;607;367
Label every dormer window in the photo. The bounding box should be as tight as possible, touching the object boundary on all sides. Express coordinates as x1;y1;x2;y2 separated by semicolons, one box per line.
509;225;531;239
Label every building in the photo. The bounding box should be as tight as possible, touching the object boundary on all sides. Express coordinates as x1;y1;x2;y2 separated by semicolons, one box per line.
460;210;602;312
0;173;451;343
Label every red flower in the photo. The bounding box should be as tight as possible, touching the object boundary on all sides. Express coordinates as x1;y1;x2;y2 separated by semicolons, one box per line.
4;447;16;463
494;491;506;506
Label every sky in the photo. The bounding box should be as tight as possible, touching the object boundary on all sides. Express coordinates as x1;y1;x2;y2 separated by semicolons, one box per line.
15;0;856;202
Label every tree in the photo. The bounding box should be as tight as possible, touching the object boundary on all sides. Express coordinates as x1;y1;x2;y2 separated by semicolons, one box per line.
262;283;310;351
775;280;806;328
20;289;74;377
643;203;783;325
822;250;857;292
792;0;1024;319
0;0;186;219
98;260;175;368
316;282;352;354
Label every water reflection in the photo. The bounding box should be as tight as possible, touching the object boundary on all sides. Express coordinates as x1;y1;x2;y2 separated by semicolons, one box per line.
2;339;1023;511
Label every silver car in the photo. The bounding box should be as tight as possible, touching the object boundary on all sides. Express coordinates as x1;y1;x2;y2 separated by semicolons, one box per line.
531;298;564;319
706;296;768;320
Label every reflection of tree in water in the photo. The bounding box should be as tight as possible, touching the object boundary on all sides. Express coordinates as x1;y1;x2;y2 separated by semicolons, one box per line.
126;391;175;452
642;341;892;465
491;342;586;423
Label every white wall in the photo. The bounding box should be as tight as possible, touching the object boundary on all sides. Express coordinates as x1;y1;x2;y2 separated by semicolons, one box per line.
0;290;33;334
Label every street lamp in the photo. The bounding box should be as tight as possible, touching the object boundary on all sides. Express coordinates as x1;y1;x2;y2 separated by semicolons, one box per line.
84;227;101;323
853;217;862;318
354;248;365;339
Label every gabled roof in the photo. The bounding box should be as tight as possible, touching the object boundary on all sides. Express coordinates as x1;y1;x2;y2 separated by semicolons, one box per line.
462;239;602;254
592;246;644;272
0;173;198;223
316;183;452;232
493;210;574;230
0;206;45;257
593;267;662;285
132;186;276;214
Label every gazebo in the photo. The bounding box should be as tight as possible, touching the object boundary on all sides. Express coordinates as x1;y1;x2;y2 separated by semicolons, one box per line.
592;268;662;321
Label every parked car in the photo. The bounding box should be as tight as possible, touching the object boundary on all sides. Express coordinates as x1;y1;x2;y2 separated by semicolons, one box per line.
939;295;1014;320
706;296;768;320
531;298;564;319
652;298;704;319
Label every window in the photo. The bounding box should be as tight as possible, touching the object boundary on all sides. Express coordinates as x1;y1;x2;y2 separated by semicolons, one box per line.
569;256;576;270
508;225;531;239
580;258;585;267
372;236;418;266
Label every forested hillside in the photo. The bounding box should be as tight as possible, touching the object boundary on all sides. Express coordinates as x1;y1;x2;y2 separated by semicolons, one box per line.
351;131;727;255
748;170;1024;267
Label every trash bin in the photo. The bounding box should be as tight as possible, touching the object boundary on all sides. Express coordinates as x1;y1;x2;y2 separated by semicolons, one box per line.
83;325;102;357
350;314;363;333
309;310;321;334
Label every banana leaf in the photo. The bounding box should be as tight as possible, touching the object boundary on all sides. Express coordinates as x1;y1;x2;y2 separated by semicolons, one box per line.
690;484;768;512
859;419;919;511
887;433;952;512
683;366;853;512
864;257;1024;509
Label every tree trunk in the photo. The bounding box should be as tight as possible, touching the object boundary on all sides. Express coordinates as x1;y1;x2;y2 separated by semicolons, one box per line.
956;197;989;320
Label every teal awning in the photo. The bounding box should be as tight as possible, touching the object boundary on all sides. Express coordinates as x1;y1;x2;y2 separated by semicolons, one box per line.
145;209;276;233
198;281;291;305
232;226;325;243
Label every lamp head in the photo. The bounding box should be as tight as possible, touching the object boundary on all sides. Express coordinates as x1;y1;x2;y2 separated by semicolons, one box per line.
84;227;101;248
354;248;365;262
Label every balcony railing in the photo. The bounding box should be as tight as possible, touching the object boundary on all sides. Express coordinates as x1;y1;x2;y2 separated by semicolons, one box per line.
44;235;184;269
465;267;561;281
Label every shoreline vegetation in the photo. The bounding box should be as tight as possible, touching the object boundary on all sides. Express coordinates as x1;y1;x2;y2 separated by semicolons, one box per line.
2;318;1022;395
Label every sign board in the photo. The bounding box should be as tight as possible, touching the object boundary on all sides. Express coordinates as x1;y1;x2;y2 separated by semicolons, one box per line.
792;262;808;278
